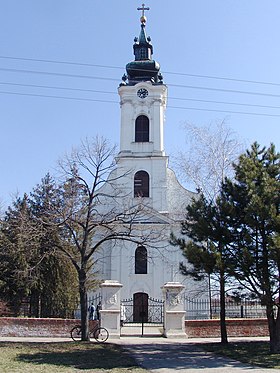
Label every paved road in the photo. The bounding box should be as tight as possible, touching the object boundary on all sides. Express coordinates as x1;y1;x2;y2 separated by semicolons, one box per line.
115;336;280;373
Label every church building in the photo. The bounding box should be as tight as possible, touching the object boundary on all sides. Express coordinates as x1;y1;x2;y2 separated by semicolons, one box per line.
92;6;208;320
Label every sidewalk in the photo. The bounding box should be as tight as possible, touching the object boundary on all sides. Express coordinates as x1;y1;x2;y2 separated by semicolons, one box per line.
0;335;278;372
114;336;279;373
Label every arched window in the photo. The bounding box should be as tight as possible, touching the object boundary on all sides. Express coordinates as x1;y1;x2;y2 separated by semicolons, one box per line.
135;115;149;142
135;246;147;274
134;171;149;197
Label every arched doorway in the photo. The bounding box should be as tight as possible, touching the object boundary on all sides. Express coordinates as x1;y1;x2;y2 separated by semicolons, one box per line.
133;292;148;322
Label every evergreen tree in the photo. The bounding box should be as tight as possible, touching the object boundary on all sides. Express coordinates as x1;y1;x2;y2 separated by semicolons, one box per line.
28;173;79;318
221;142;280;353
171;194;233;344
0;175;79;318
0;194;42;315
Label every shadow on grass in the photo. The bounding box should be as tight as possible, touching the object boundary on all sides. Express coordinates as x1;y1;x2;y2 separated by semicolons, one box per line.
200;341;280;369
13;342;139;370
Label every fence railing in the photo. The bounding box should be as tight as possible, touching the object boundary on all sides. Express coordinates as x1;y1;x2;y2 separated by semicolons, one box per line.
184;297;267;320
74;293;102;319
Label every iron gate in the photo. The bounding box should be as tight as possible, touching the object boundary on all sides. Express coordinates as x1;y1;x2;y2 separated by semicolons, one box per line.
121;293;164;324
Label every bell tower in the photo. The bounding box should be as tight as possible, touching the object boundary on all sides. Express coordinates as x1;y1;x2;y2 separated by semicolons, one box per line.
118;6;167;159
117;6;169;211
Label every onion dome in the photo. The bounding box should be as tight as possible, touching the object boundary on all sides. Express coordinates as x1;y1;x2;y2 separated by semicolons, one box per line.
123;9;163;86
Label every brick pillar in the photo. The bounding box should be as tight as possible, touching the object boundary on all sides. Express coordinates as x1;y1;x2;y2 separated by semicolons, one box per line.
162;282;186;338
100;280;123;339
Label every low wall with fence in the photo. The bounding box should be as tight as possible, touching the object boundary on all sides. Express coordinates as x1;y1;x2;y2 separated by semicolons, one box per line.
185;318;269;338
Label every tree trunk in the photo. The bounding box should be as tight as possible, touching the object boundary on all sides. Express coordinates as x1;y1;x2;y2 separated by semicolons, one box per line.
78;269;89;341
29;289;40;318
220;270;228;344
267;304;280;353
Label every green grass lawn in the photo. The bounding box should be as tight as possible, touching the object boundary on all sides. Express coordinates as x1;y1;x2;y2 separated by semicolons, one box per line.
0;342;147;373
201;341;280;369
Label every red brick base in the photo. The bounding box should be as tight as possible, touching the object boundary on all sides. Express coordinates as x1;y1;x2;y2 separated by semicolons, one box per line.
185;318;269;338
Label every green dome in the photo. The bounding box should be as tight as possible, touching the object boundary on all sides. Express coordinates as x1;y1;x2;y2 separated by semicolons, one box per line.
122;20;163;86
126;60;160;84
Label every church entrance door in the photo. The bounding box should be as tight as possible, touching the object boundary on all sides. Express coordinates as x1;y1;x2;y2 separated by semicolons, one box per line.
121;293;164;336
133;292;148;322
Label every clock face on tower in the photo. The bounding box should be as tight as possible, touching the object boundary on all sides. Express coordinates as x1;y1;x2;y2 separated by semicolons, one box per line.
137;88;149;99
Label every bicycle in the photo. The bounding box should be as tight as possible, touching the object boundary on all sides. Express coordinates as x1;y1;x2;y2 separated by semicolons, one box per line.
70;322;109;343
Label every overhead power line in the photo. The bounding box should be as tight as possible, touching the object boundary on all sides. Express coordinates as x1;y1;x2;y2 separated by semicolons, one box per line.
1;67;280;99
0;55;124;71
168;105;280;117
0;90;119;104
168;83;280;99
2;81;280;111
1;57;280;118
1;90;280;118
0;67;119;82
1;54;280;88
0;81;116;95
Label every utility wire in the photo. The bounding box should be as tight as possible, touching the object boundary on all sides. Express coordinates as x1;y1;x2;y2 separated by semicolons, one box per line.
1;81;280;111
168;83;280;98
0;67;119;82
169;96;280;110
1;67;280;99
0;81;116;95
1;90;280;118
0;55;124;71
1;54;280;88
0;90;119;104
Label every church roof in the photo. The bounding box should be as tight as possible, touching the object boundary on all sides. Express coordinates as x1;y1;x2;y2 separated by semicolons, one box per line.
121;5;163;86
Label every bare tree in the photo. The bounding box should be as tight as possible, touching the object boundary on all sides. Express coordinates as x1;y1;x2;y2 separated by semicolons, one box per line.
173;120;244;201
50;136;161;340
171;120;244;343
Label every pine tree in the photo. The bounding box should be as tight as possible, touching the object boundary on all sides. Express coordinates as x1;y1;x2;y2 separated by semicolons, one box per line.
0;194;42;315
0;175;79;318
29;173;79;318
221;142;280;353
171;194;233;344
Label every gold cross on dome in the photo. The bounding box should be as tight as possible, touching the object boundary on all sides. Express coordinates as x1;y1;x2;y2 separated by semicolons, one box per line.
137;3;150;18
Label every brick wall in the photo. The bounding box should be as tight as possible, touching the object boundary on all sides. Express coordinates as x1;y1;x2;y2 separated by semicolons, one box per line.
0;318;98;338
0;317;269;338
185;318;269;338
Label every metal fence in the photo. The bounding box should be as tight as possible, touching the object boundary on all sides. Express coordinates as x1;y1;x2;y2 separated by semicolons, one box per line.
88;293;102;309
121;296;164;324
184;297;267;320
74;293;102;319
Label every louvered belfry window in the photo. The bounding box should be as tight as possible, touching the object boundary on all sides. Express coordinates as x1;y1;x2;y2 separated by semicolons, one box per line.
135;115;149;142
134;171;149;197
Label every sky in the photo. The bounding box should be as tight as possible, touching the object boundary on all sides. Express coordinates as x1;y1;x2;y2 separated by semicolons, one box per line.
0;1;279;209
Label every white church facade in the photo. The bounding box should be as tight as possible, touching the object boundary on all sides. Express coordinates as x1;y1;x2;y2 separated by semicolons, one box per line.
91;7;208;321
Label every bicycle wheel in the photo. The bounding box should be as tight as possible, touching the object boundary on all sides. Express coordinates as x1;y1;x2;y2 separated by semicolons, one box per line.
91;327;109;343
70;326;82;341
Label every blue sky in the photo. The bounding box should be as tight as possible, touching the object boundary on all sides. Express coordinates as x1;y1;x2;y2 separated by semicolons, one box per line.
0;1;279;208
